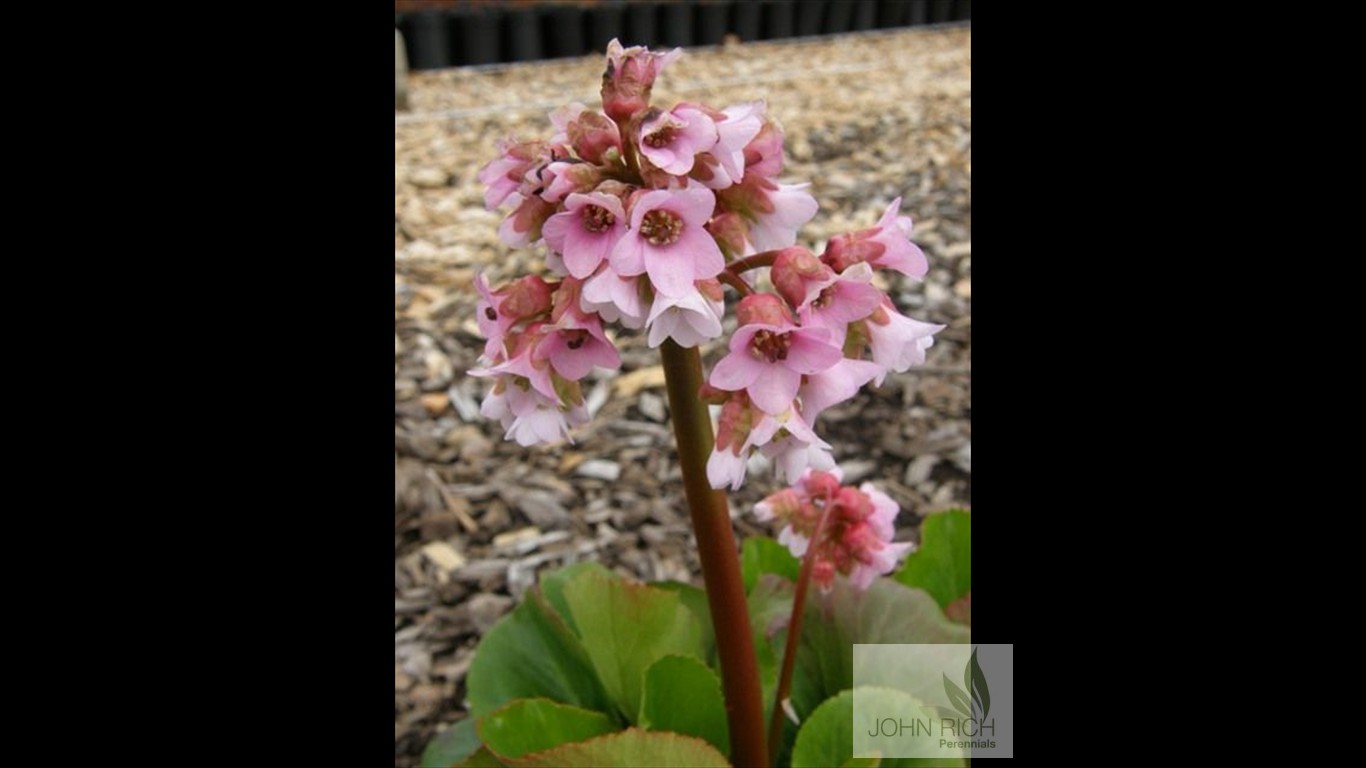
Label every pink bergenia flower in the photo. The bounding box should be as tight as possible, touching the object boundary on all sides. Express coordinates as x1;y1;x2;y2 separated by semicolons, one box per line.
847;484;914;590
473;273;553;359
602;39;682;124
542;191;627;279
568;111;621;164
704;211;750;259
770;247;834;309
477;138;544;211
580;267;646;329
470;325;556;401
707;396;827;491
750;182;819;251
759;413;835;484
865;300;944;385
474;273;517;359
609;185;723;298
796;262;885;348
823;197;929;278
537;313;621;382
707;392;757;490
539;161;601;205
497;195;556;249
741;119;785;180
798;358;884;423
548;101;587;144
719;177;819;253
709;314;844;414
692;101;765;189
755;468;915;591
637;104;718;175
479;377;589;447
549;103;620;164
645;280;724;349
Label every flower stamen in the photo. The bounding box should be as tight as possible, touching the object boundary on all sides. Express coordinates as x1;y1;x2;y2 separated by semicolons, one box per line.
639;209;683;246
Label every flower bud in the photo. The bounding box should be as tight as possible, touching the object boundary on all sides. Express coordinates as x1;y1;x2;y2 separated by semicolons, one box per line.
601;39;681;124
735;293;794;327
770;246;833;309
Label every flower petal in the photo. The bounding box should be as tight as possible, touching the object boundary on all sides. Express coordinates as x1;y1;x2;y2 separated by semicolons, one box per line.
609;232;646;276
709;352;763;391
644;246;696;297
783;330;843;374
748;366;800;414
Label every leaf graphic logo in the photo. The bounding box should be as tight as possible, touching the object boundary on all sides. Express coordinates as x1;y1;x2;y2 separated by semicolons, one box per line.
942;647;991;722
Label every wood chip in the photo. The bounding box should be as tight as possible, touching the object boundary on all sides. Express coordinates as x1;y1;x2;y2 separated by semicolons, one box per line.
421;541;466;573
612;365;666;397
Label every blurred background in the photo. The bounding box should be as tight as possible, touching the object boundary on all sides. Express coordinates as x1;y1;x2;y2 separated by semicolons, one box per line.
396;2;970;765
396;0;971;71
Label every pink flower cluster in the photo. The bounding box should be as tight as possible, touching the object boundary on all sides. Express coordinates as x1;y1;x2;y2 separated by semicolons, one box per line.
473;39;944;499
756;468;913;591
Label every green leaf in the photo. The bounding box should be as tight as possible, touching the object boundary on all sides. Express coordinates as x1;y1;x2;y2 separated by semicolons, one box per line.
561;568;704;721
465;588;614;719
420;718;481;768
454;747;507;767
741;536;800;592
792;689;967;768
788;577;971;727
650;580;716;663
893;510;970;609
538;561;615;634
842;758;882;768
476;699;617;762
508;728;730;768
638;655;729;755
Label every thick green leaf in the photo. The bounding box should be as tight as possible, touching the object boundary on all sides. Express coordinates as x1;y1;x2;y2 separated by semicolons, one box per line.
455;747;506;767
538;561;614;634
792;689;966;768
476;699;617;761
650;580;716;663
420;718;481;768
638;655;729;755
788;577;971;728
465;588;614;718
893;510;970;609
741;536;800;592
562;569;704;721
509;728;730;768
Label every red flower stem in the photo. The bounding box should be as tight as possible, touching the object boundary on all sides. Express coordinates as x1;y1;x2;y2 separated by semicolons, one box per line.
659;340;768;768
766;500;836;763
725;251;780;275
717;270;756;297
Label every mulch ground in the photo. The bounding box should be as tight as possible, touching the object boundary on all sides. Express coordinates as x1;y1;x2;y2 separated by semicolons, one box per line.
395;24;971;766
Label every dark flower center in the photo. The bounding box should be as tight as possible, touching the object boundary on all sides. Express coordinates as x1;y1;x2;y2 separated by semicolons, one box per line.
639;209;683;246
749;329;792;363
484;307;498;321
565;330;587;350
643;125;677;148
581;203;615;234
